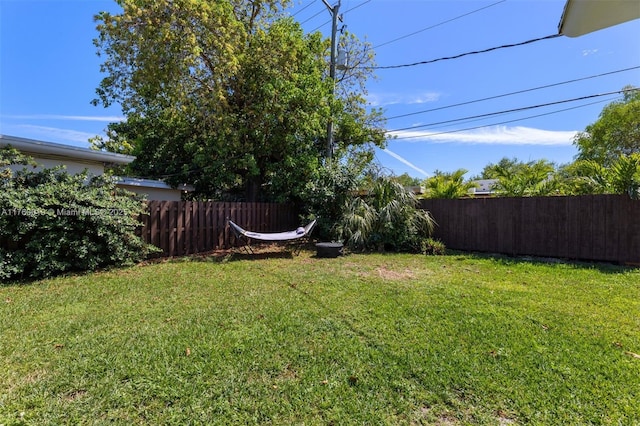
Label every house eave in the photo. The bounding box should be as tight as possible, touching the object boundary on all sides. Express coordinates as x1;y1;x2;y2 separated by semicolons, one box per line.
116;176;194;192
0;134;135;165
559;0;640;37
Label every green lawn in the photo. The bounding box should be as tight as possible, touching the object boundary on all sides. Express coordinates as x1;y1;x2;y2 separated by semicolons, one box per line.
1;250;639;425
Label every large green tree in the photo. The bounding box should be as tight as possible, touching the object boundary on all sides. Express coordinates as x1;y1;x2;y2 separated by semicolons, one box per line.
92;0;385;201
573;87;640;166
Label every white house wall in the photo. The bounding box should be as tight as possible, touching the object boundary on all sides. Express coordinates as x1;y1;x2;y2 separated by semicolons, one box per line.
8;156;105;176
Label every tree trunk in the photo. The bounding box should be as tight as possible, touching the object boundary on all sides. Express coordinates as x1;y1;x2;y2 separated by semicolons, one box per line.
245;174;263;202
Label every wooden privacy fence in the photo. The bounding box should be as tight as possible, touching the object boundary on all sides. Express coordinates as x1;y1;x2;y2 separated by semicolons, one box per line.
138;201;298;257
420;195;640;264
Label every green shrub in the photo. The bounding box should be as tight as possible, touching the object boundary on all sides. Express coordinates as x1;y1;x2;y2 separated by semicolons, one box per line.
299;162;360;241
336;175;436;253
1;146;158;281
419;237;446;255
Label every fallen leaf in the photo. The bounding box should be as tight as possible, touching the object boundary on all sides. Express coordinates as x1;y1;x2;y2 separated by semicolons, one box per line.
5;298;12;303
185;347;191;357
321;380;328;385
624;351;640;359
54;343;64;350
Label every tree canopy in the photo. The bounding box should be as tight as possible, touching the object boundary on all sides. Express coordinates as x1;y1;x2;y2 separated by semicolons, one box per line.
92;0;385;201
573;87;640;166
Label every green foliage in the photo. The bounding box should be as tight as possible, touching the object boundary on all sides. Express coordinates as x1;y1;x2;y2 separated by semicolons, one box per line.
420;237;446;255
422;169;477;199
298;162;360;240
565;154;640;199
485;158;560;197
93;0;386;201
335;175;435;252
390;172;422;187
0;147;157;281
574;87;640;167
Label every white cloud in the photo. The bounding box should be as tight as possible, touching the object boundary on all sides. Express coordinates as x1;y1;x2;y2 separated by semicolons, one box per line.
16;125;100;144
582;49;599;56
3;114;124;122
407;93;441;105
383;148;430;177
368;91;441;107
388;125;578;146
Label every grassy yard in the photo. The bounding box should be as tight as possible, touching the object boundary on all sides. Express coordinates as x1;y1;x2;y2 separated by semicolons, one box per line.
1;250;639;425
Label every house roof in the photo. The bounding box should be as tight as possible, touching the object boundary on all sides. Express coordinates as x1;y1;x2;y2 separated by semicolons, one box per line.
116;176;194;192
558;0;640;37
0;134;135;165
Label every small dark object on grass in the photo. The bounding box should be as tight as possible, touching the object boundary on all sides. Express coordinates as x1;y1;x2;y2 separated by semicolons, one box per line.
316;242;344;258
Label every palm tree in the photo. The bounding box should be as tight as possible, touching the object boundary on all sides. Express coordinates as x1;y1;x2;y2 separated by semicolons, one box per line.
492;159;558;197
336;175;435;252
422;169;478;199
569;154;640;198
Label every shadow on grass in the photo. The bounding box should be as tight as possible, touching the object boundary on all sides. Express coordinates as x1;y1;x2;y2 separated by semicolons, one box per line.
178;244;301;263
450;250;637;274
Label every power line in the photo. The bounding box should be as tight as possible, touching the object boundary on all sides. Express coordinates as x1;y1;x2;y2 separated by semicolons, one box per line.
373;33;562;70
386;65;640;121
344;0;371;14
309;0;371;32
374;0;506;50
300;7;326;25
292;1;316;18
390;97;621;140
387;88;638;133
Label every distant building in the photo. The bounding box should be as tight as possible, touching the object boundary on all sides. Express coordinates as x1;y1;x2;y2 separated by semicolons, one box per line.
1;134;192;201
468;179;498;197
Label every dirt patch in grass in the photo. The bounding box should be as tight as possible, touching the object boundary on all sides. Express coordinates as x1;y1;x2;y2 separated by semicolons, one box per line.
377;266;415;280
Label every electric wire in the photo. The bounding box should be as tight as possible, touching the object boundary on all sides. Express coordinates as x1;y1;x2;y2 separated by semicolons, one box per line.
291;1;316;17
373;33;562;70
385;65;640;121
387;88;638;134
344;0;372;14
403;97;620;135
309;0;372;32
300;7;326;25
389;97;624;141
373;0;506;49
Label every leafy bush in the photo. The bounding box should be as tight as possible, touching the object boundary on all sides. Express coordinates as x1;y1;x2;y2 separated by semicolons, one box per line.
299;162;360;241
565;153;640;199
1;146;158;281
335;175;435;252
420;237;446;256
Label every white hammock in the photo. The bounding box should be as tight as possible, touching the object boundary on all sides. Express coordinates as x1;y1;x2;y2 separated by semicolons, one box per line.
228;219;316;254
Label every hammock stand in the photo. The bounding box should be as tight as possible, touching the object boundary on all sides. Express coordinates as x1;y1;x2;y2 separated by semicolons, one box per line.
228;219;316;255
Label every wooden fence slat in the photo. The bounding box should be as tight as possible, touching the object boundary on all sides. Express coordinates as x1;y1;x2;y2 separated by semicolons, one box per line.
420;195;639;264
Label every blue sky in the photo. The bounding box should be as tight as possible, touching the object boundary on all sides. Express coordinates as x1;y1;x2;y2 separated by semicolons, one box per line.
1;0;639;180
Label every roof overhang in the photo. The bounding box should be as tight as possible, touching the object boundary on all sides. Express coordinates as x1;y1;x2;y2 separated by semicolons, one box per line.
0;134;135;165
116;176;194;192
559;0;640;37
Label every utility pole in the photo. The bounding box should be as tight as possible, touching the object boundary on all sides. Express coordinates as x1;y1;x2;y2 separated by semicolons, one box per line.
322;0;341;160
